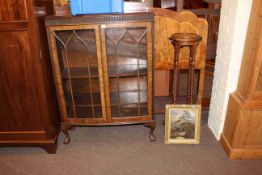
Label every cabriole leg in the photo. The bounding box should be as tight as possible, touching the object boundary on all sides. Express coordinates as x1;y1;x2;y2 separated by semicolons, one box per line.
144;122;156;142
61;124;71;144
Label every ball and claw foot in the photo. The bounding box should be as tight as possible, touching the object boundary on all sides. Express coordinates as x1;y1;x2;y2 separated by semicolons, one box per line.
63;135;71;144
61;124;71;144
150;133;156;142
144;122;156;142
69;127;76;131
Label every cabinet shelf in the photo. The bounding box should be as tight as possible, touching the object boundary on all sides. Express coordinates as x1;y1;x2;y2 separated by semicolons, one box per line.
60;51;98;68
60;50;147;67
67;102;147;108
108;65;147;78
65;92;101;106
110;105;148;117
65;90;147;106
67;106;103;119
62;67;99;79
61;65;148;79
67;105;148;119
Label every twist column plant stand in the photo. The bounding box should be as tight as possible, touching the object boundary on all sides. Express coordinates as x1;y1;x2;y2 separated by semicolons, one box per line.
169;33;202;104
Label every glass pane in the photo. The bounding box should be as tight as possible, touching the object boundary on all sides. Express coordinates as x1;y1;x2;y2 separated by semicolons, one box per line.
54;29;103;118
105;27;148;117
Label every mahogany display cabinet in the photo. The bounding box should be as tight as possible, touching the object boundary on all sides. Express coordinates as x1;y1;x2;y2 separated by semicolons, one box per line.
45;12;156;144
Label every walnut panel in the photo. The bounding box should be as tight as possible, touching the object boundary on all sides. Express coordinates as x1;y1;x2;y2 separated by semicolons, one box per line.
152;9;208;70
0;0;27;21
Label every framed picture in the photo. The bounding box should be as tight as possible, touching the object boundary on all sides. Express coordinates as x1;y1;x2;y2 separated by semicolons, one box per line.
165;104;201;144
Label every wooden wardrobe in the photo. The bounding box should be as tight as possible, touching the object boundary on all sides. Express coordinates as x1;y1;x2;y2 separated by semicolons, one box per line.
221;0;262;159
0;0;60;153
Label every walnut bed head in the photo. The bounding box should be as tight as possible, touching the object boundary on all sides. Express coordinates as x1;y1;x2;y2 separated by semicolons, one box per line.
151;8;208;70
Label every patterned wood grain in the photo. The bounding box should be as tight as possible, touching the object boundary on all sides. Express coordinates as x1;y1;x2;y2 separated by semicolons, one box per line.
0;0;27;21
151;8;208;70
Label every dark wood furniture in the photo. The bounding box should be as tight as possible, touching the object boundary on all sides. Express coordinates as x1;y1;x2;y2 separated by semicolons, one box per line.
205;58;215;76
0;0;60;153
153;0;208;11
169;33;202;104
46;12;156;144
203;0;221;9
221;0;262;159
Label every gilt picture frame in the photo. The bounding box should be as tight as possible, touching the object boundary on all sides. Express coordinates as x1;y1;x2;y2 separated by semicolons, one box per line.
165;104;201;144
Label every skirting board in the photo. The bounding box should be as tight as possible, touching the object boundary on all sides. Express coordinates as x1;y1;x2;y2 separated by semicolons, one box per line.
220;134;262;160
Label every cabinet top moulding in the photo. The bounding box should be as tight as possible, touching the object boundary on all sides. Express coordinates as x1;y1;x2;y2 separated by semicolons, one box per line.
45;12;155;26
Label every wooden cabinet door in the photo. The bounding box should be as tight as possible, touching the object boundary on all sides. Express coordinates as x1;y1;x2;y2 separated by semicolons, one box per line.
0;31;47;133
47;25;107;124
101;22;153;123
0;0;51;139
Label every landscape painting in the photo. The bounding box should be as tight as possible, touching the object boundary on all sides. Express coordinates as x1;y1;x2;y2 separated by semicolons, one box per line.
165;104;201;144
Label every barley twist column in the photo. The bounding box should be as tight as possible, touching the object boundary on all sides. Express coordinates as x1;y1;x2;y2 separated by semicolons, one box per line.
169;33;202;104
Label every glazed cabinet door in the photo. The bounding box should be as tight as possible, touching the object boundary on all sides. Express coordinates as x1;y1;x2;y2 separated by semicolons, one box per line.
47;25;106;123
101;22;153;123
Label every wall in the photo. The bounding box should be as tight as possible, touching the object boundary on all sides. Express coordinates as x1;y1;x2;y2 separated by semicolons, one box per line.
208;0;253;139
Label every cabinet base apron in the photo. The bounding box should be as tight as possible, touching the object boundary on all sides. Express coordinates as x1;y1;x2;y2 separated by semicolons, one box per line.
220;134;262;160
220;93;262;159
61;120;156;144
